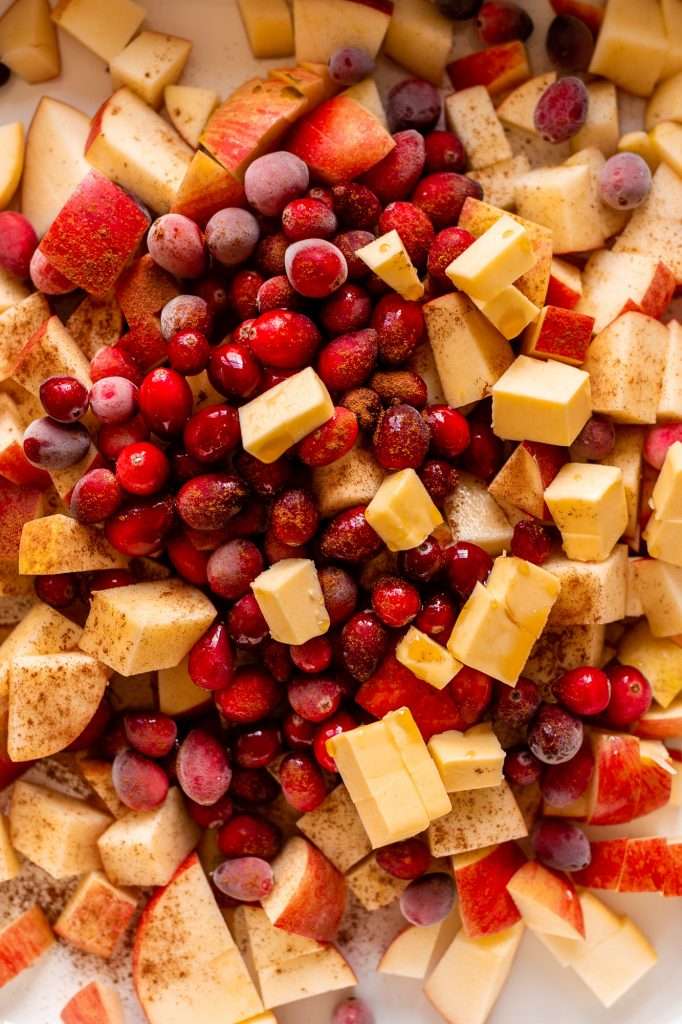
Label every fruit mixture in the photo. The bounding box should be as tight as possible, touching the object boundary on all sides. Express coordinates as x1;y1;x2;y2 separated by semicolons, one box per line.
1;0;682;1022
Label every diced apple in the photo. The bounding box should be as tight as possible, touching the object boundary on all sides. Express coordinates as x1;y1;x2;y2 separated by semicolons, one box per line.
294;0;392;64
635;695;682;738
111;31;192;109
51;0;144;62
67;294;123;360
618;614;682;707
571;917;657;1007
0;393;48;489
618;129;661;169
522;305;593;366
663;836;682;895
447;41;530;97
0;567;34;627
0;0;59;83
617;836;669;892
445;86;512;170
444;471;513;554
515;164;606;253
261;836;346;942
165;84;218;148
55;869;137;958
546;258;582;310
0;123;24;210
172;150;247;227
658;320;682;420
13;315;90;400
428;782;527;858
345;853;409;911
651;120;682;178
586;730;641;825
0;812;19;881
78;758;127;818
469;154;530;211
0;904;54;988
507;861;584;939
584;311;667;424
489;441;566;520
270;62;339;112
601;426;643;544
646;69;682;131
572;837;628;890
19;514;127;575
343;77;386;127
61;981;125;1024
157;656;211;717
0;266;29;314
0;291;49;381
312;445;384;518
384;0;451;86
636;738;675;816
497;72;557;135
631;559;682;636
613;162;682;284
564;146;629;239
0;478;43;562
379;906;460;979
543;545;628;626
238;0;293;58
297;784;372;873
589;0;666;97
115;253;179;327
571;80;619;155
577;249;675;335
454;842;525;938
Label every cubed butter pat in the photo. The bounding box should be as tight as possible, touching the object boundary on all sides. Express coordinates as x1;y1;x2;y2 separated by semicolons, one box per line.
446;215;535;301
356;230;424;301
447;583;533;686
396;627;461;690
472;286;539;341
251;558;329;646
384;708;451;821
485;556;561;635
650;441;682;519
491;355;592;446
544;463;628;563
428;722;504;792
239;366;333;464
365;468;442;552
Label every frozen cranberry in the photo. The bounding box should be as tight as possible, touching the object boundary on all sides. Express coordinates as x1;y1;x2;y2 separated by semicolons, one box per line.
183;404;240;464
511;520;552;566
400;873;455;926
256;275;299;313
167;329;210;375
371;369;427;408
334;230;376;279
504;747;543;786
341;611;388;681
206;207;260;267
318;566;358;626
234;727;281;770
282;197;338;241
124;713;177;758
534;76;589;143
492;676;541;732
167;532;210;585
605;665;652;727
116;442;169;496
105;495;175;557
284;711;317;749
271;489;319;546
424;130;467;174
528;704;584;765
341;387;382;433
313;711;357;772
541;741;594;807
288;675;343;723
422;405;470;459
333;999;375;1024
22;416;89;469
463;419;504;481
176;728;232;806
112;749;169;811
331;183;381;230
415;592;457;640
319;506;383;563
264;530;308;564
401;538;445;583
97;414;149;461
377;838;431;880
317;330;378;393
230;766;279;804
187;792;234;830
297;407;359;468
546;13;595;71
372;294;425;365
378;201;434;268
216;667;280;724
285;239;348;299
373;404;430;470
213;855;274;902
39;376;89;423
139;368;193;437
207;539;264;600
218;814;281;859
412;172;482;229
248;310;320;369
235;451;292;497
279;752;327;812
177;473;248;531
148;213;206;278
70;468;122;524
256;232;289;275
90;376;138;426
571;417;616;461
319;284;372;335
161;295;212;340
229;269;264;321
554;666;611;717
34;573;77;609
30;248;74;294
362;130;426;204
644;423;682;470
420;459;458;503
372;576;421;628
427;226;476;287
532;818;591;872
446;541;493;599
209;341;262;399
245;152;310;217
188;621;234;691
90;346;143;387
0;211;37;279
387;79;441;133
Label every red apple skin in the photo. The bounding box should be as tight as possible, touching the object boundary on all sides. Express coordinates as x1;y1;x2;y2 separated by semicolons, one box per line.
0;441;51;489
348;0;394;13
0;905;54;986
587;732;642;826
287;96;396;184
572;838;627;890
455;842;526;938
507;862;585;938
116;255;180;325
268;839;347;943
526;307;594;366
0;480;43;561
447;41;530;96
546;273;581;310
663;841;682;898
172;154;248;227
550;0;606;35
617;263;677;324
356;653;465;741
40;171;151;298
618;837;669;893
635;756;673;819
634;712;682;740
61;981;122;1024
522;440;567;520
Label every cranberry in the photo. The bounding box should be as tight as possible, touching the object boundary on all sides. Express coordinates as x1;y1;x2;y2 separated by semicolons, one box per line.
105;496;175;556
233;727;281;770
528;704;583;765
340;611;388;681
176;728;232;806
70;468;122;524
118;321;166;372
412;172;482;229
446;541;493;598
271;489;319;546
605;665;652;727
420;459;458;503
235;451;292;497
422;405;470;458
262;640;293;684
317;329;378;393
213;856;274;902
257;275;299;313
208;341;262;399
116;442;169;496
124;713;177;758
188;621;234;691
34;573;77;608
387;79;441;133
218;814;281;859
112;748;169;810
321;286;372;338
331;183;382;230
318;566;358;625
361;130;426;204
371;369;427;408
283;711;317;749
532;818;591;872
427;226;476;287
288;675;343;723
207;539;264;600
415;592;457;640
378;202;435;268
229;269;264;320
97;414;149;461
424;130;467;174
187;792;234;830
285;239;348;299
161;294;212;340
400;873;455;927
248;310;320;369
554;666;611;717
373;403;430;470
401;538;445;583
463;419;504;481
477;1;533;43
341;387;382;433
229;766;279;804
313;711;357;772
0;211;37;279
371;576;421;628
23;417;90;470
297;407;359;467
333;999;375;1024
319;506;383;562
282;197;338;241
372;294;425;364
256;232;288;275
39;376;89;423
534;76;588;144
264;530;308;564
511;520;552;565
139;368;193;437
216;666;280;723
167;532;210;585
167;329;210;375
85;569;136;596
492;676;541;734
224;499;268;539
334;230;376;279
541;741;594;807
279;752;327;812
504;747;543;786
195;274;230;318
183;404;240;464
90;345;143;386
177;473;248;531
376;838;431;880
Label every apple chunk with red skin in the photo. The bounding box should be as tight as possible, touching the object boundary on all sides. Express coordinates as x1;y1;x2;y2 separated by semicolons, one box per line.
61;981;125;1024
546;258;582;310
572;838;627;890
586;731;642;825
261;836;346;942
489;440;566;521
635;740;674;817
173;150;248;226
447;41;530;97
635;696;682;738
55;870;137;958
115;253;179;326
39;170;150;298
287;95;395;184
0;904;54;987
522;306;594;366
507;862;584;939
0;479;43;562
0;393;50;488
356;653;465;740
453;842;526;939
619;837;669;892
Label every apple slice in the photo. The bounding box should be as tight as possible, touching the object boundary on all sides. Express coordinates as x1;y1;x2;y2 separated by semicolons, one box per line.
133;853;264;1024
238;0;294;58
67;294;123;359
447;41;530;97
165;84;218;148
489;441;566;521
0;291;49;381
454;842;526;938
572;917;657;1007
572;838;628;890
344;77;386;127
636;738;675;817
619;619;682;707
172;150;247;226
0;123;24;210
293;0;392;64
261;836;346;941
0;0;60;83
428;782;528;858
0;478;43;562
635;695;682;738
51;0;145;62
110;31;192;109
618;836;669;892
378;905;460;979
546;257;583;310
55;870;137;958
586;730;641;825
522;306;594;366
533;889;619;968
297;784;372;873
663;837;682;896
576;250;676;335
0;266;29;314
384;0;452;86
287;95;395;184
61;981;125;1024
0;904;54;987
77;758;127;819
157;656;212;718
507;862;584;939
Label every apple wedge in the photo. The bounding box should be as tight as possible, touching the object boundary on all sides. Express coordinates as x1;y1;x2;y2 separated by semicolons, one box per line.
378;905;460;979
297;784;372;873
0;813;20;882
497;72;557;135
19;513;128;576
288;95;395;184
67;294;123;359
546;257;582;309
238;0;294;59
261;836;346;941
635;695;682;738
572;838;628;890
428;782;528;858
165;84;218;148
506;861;584;939
110;31;192;109
0;904;54;988
0;0;60;83
55;870;137;958
172;151;247;227
293;0;392;64
0;123;24;210
133;853;263;1024
346;853;410;911
384;0;452;86
77;758;127;819
51;0;144;63
586;730;641;825
0;266;29;314
454;842;526;938
0;291;49;381
61;981;125;1024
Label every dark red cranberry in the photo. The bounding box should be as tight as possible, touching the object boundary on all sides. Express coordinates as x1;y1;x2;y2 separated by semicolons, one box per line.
415;592;457;640
333;230;376;279
424;130;467;174
419;459;458;503
412;172;483;229
116;442;170;496
297;407;359;468
317;329;378;393
319;284;373;335
528;704;584;765
257;275;299;313
378;201;435;268
218;814;281;859
605;665;652;727
263;639;294;683
282;197;338;240
400;538;445;583
492;676;541;731
446;541;493;598
372;576;421;628
318;565;358;625
235;450;292;497
279;753;327;812
340;611;388;681
124;713;177;758
463;418;504;481
331;183;382;230
370;369;427;408
248;310;320;369
554;666;611;717
85;569;136;596
288;675;343;723
229;269;264;320
167;532;210;585
39;376;89;422
256;232;288;276
34;573;77;608
319;506;383;562
376;838;431;879
183;404;240;464
283;711;317;749
504;748;543;786
510;518;553;566
423;405;470;458
208;341;262;400
229;766;279;804
227;593;270;647
427;226;476;287
449;666;493;725
139;367;193;436
187;791;234;829
177;473;248;531
97;414;149;461
373;403;430;470
194;274;231;318
216;666;280;724
477;1;533;43
313;711;358;772
90;345;143;386
70;468;122;524
290;636;334;675
271;489;319;546
361;130;426;204
264;530;308;564
188;621;234;691
234;727;282;769
341;386;382;433
387;79;442;133
104;496;175;556
168;329;210;375
372;294;425;364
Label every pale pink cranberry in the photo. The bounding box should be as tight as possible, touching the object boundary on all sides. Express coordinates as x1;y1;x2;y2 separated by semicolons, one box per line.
213;856;274;902
124;713;177;758
244;152;310;216
205;207;259;266
532;818;591;872
148;213;207;278
112;749;169;811
160;294;212;340
528;704;584;765
288;676;343;723
176;728;232;805
332;999;375;1024
541;742;594;807
400;874;455;927
90;376;138;425
23;417;90;469
285;239;348;299
207;539;264;600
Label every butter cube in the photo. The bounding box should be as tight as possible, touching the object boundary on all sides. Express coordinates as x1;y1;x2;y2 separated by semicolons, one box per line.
19;514;128;575
79;580;216;676
423;292;513;409
544;546;628;626
447;583;533;686
446;215;535;301
396;627;461;690
239;367;333;464
491;355;592;446
312;445;384;518
644;517;682;568
632;559;682;637
384;708;451;821
472;286;539;340
356;230;424;301
544;463;628;563
365;469;442;552
485;556;560;635
428;723;504;792
251;558;329;646
650;441;682;519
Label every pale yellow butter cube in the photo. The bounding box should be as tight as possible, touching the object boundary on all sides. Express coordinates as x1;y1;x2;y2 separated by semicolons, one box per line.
356;230;424;301
110;31;192;109
327;719;405;801
491;355;591;446
365;469;442;552
352;784;430;850
396;627;461;690
544;463;628;563
472;286;539;340
238;0;294;58
486;556;560;635
446;216;535;301
384;708;451;821
632;558;682;637
651;441;682;519
239;367;333;464
644;517;682;567
52;0;145;62
428;723;504;792
447;583;533;686
251;558;329;646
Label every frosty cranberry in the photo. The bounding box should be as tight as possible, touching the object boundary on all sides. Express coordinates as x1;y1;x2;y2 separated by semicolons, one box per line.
188;621;234;691
176;728;232;806
605;665;652;727
297;407;359;467
319;284;372;335
599;152;652;210
427;226;476;287
376;838;431;880
256;275;299;313
104;495;175;557
446;541;492;598
248;310;320;369
534;76;589;143
333;999;375;1024
334;230;376;278
213;856;274;902
256;232;288;275
415;592;457;640
541;741;594;807
288;675;343;723
206;207;260;266
419;459;458;504
34;574;77;609
116;442;169;496
279;752;327;812
285;239;348;299
412;172;482;229
362;130;426;204
215;666;280;723
424;130;467;173
477;1;533;43
371;576;421;628
528;704;583;765
400;873;455;926
372;294;425;364
183;404;240;464
230;766;279;804
23;417;90;469
511;520;552;566
271;489;319;546
378;202;434;268
340;611;388;681
167;329;210;375
282;197;338;241
331;184;381;231
208;341;262;399
328;45;375;84
373;403;430;470
283;711;317;749
218;814;281;859
318;566;358;625
112;749;169;811
313;711;358;772
0;211;37;279
124;713;177;758
139;367;193;437
532;818;591;872
161;294;212;340
317;329;378;393
177;473;247;531
90;376;138;426
504;747;543;786
235;451;292;498
39;376;89;423
492;676;541;731
264;530;307;564
554;666;611;717
341;387;382;432
463;419;504;481
207;539;263;600
371;369;427;408
167;533;210;586
387;79;441;133
90;345;143;387
244;152;310;217
319;506;383;562
70;468;122;524
147;214;207;279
